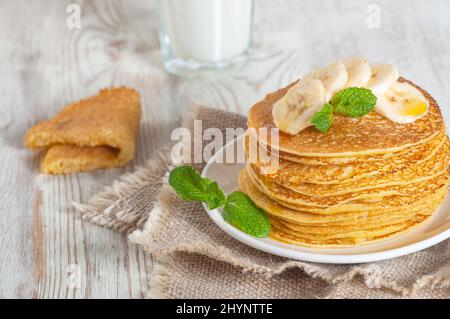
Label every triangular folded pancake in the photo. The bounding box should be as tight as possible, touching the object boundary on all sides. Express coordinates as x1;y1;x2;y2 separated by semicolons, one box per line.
25;87;141;174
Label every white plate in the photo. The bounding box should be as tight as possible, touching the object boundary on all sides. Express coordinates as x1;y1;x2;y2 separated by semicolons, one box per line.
201;134;450;264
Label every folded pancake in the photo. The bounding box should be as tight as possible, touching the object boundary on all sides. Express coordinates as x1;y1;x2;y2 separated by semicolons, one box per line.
25;88;141;174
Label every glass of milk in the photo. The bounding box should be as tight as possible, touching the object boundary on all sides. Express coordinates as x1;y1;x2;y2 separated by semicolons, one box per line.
157;0;254;75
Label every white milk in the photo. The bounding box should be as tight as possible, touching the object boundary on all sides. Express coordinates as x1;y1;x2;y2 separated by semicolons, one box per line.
160;0;253;63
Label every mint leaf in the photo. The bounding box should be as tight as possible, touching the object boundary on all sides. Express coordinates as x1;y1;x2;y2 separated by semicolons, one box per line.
331;87;377;118
223;191;271;238
168;166;271;238
311;103;333;132
168;166;225;209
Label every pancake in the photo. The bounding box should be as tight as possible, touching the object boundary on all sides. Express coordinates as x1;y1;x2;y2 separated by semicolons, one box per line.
248;133;448;185
246;163;449;207
248;78;444;157
251;140;450;196
259;135;443;166
247;127;444;166
238;168;447;226
269;219;426;247
270;214;430;239
269;187;449;214
273;210;433;230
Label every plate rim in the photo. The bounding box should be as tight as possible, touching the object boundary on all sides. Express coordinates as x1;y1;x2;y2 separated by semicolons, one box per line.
201;135;450;264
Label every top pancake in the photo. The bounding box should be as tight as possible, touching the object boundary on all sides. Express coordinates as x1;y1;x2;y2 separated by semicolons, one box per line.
248;78;444;157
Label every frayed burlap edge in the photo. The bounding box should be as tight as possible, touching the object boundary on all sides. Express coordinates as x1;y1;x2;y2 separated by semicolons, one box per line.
73;148;172;234
147;255;176;299
145;255;450;299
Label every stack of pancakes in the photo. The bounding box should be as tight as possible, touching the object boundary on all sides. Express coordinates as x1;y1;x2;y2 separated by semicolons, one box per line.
239;79;450;246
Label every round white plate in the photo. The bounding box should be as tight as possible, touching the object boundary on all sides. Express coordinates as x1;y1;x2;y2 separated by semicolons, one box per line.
201;134;450;264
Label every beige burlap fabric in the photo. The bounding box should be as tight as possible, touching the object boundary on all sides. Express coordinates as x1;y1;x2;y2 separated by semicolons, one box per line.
76;106;450;298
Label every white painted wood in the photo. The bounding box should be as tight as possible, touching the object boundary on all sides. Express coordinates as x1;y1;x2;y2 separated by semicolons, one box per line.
0;0;449;298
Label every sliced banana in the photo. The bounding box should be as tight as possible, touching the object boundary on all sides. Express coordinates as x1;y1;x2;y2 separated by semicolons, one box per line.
343;57;372;87
272;79;327;135
375;81;429;124
366;64;399;97
303;61;348;101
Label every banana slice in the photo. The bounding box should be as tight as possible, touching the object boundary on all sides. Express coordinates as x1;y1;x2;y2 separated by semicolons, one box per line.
304;61;348;101
375;81;429;124
366;64;399;97
343;57;372;87
272;79;327;135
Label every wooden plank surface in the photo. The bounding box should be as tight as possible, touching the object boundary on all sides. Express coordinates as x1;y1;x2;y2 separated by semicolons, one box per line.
0;0;449;298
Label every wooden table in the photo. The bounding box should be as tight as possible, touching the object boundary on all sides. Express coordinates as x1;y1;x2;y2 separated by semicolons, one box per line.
1;0;449;298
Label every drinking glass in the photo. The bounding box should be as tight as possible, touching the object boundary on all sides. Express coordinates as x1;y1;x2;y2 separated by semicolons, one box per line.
156;0;254;75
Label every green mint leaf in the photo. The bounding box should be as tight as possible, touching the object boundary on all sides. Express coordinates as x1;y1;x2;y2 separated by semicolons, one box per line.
169;166;271;238
311;103;333;132
223;191;271;238
168;166;225;209
331;87;377;118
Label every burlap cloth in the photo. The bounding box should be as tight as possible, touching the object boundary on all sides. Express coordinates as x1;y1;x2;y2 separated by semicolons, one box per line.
76;106;450;298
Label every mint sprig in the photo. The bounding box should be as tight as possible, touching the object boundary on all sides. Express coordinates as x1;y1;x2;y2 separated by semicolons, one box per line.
332;87;377;117
168;166;225;209
311;103;333;133
311;87;377;132
168;166;271;237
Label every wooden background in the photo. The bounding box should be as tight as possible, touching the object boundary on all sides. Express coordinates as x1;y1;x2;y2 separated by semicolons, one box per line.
0;0;449;298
